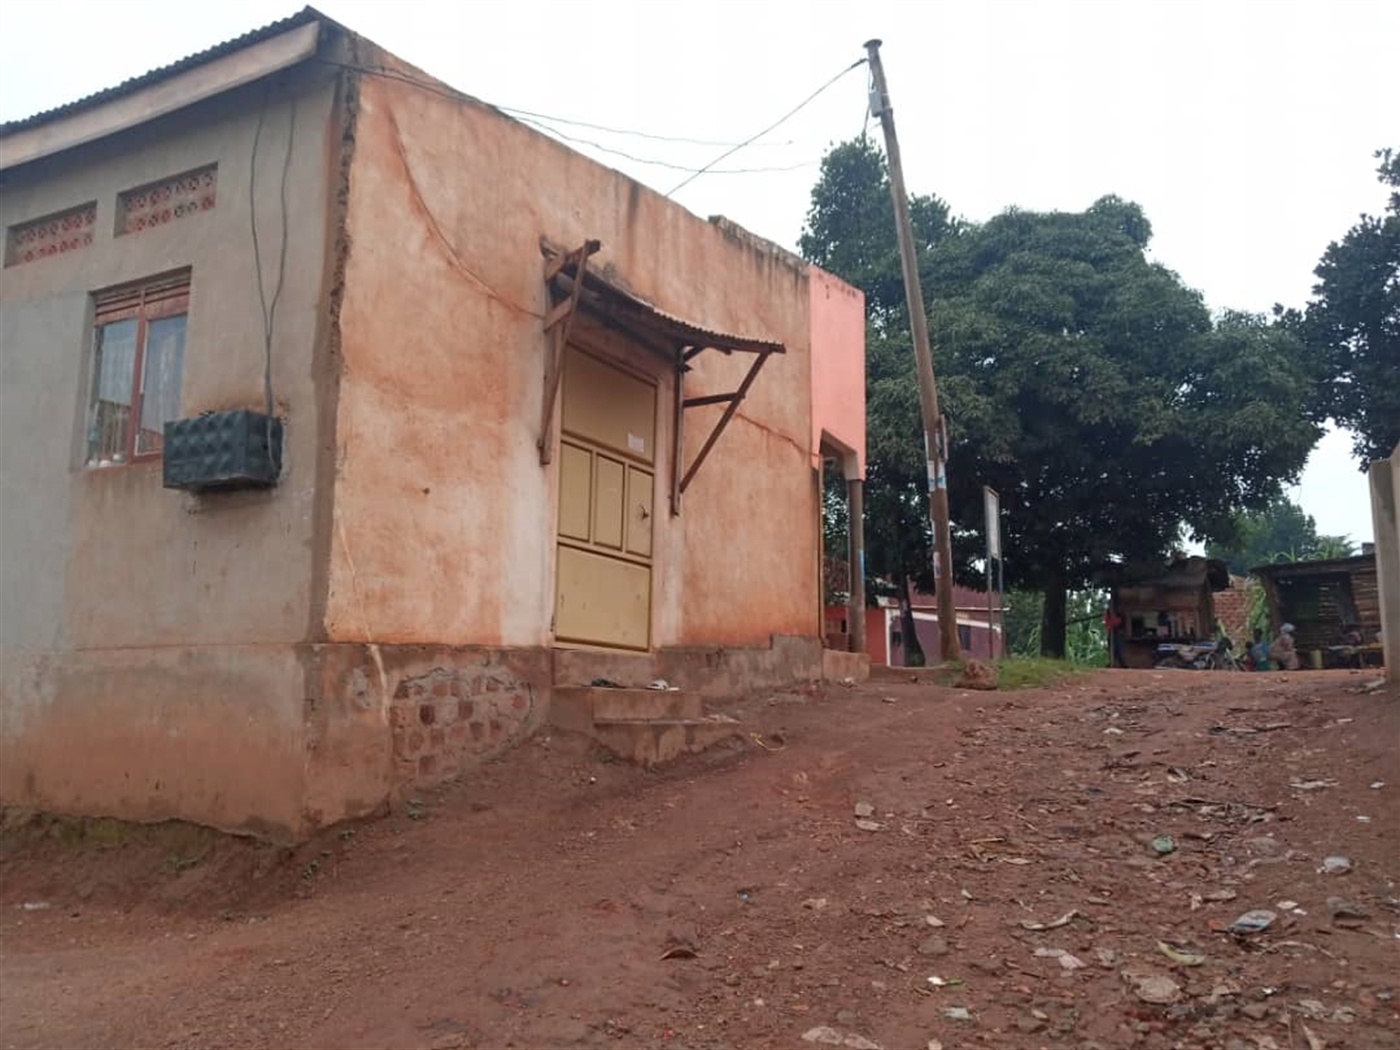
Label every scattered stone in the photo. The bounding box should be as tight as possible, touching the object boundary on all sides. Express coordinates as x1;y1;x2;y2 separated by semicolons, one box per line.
1276;900;1300;911
1204;889;1239;903
1151;834;1176;856
927;1042;944;1050
955;659;998;691
1326;897;1370;925
1226;909;1277;935
942;1006;972;1021
1226;1039;1254;1050
1017;1015;1047;1034
1294;1000;1328;1021
1320;856;1352;875
1370;781;1385;789
1242;1002;1270;1021
918;935;949;957
854;819;883;833
1129;974;1182;1005
802;1026;883;1049
924;915;945;928
803;898;829;911
1034;947;1086;970
1094;947;1119;968
854;802;875;818
1289;778;1338;792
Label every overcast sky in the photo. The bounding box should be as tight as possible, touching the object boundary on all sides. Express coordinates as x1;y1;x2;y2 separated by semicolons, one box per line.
3;0;1392;542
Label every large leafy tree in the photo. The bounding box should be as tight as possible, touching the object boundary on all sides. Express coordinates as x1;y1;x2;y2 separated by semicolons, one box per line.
1299;148;1400;464
801;140;1322;656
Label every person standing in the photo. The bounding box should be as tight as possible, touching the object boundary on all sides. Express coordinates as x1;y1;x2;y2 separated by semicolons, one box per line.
1269;622;1301;671
1104;602;1126;668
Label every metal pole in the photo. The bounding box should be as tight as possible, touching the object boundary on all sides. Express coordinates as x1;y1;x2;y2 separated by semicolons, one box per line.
848;475;867;655
986;556;994;660
864;38;961;661
997;555;1005;657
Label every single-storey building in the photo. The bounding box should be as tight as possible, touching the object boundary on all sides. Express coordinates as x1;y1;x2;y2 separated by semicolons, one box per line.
824;586;1005;665
0;9;866;839
1101;556;1230;669
1252;554;1384;669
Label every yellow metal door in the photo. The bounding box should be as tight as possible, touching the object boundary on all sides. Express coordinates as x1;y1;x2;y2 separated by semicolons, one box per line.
555;348;656;650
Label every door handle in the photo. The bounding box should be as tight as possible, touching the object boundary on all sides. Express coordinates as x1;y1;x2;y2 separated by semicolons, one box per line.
639;505;650;520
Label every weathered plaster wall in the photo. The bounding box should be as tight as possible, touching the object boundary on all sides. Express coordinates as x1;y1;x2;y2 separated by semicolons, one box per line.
0;69;341;837
329;63;823;652
809;266;867;478
1370;442;1400;681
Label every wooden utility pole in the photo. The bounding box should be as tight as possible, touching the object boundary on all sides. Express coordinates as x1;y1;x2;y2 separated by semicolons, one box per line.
864;38;961;662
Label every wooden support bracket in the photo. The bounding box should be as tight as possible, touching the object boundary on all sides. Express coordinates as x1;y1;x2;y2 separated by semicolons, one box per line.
675;350;771;499
539;240;601;464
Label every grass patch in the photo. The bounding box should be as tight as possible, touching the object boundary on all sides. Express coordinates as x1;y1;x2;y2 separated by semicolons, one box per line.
925;656;1086;690
990;656;1084;689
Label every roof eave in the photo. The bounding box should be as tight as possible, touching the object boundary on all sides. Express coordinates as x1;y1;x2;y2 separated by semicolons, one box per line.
0;10;326;173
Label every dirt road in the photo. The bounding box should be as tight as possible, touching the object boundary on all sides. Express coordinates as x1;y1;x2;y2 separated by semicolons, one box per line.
2;669;1396;1050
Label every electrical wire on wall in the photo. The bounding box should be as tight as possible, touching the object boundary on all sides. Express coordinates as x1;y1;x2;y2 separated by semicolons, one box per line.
249;85;298;461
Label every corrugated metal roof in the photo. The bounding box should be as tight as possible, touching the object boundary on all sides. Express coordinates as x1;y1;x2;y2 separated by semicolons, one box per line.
0;6;326;136
545;243;784;356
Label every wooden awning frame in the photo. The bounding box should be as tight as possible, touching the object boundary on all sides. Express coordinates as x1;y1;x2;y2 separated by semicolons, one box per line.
539;238;785;515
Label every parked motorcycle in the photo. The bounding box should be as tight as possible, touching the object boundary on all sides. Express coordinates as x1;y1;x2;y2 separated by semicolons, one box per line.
1155;637;1243;671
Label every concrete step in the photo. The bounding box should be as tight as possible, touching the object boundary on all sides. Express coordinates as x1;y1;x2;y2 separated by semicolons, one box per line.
550;686;703;732
591;717;742;767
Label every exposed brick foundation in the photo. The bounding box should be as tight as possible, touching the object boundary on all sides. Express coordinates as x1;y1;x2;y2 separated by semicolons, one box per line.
389;662;539;787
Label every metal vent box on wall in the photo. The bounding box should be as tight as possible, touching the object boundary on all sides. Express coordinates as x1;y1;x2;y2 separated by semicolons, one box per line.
162;410;283;491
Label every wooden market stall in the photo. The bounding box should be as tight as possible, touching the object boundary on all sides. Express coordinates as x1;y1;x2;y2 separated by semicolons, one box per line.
1101;556;1232;669
1252;554;1383;669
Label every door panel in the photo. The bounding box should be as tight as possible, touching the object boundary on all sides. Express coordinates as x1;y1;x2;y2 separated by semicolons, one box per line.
558;442;593;542
561;349;656;463
555;545;651;650
626;466;654;558
593;455;626;550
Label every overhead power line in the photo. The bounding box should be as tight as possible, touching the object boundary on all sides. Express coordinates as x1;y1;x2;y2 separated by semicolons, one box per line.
666;56;868;198
495;105;793;149
511;115;817;175
318;59;822;178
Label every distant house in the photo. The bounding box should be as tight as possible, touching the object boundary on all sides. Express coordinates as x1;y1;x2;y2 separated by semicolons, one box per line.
1102;556;1231;669
826;585;1005;665
0;9;866;838
1253;554;1383;669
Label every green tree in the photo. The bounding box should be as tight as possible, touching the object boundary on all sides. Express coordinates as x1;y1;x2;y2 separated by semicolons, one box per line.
1207;496;1357;572
1300;148;1400;464
1207;495;1320;573
800;140;1322;657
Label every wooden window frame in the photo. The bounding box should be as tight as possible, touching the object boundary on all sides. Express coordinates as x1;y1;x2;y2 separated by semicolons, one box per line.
86;270;191;468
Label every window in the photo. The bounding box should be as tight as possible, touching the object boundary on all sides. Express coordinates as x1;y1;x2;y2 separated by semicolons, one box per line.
86;272;189;466
958;624;973;651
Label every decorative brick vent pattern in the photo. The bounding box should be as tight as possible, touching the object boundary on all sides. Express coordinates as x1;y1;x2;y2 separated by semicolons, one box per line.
5;203;96;267
117;165;217;235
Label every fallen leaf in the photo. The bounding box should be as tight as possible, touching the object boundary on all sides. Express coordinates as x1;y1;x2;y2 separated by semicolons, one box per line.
1156;940;1206;966
1019;909;1079;931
